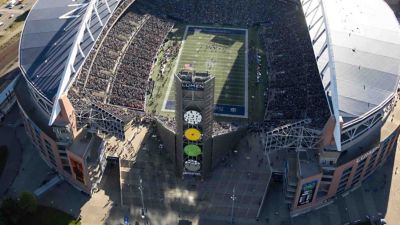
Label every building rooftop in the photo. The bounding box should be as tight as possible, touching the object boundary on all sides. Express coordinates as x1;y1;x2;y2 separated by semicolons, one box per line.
19;0;119;100
14;78;57;139
306;0;400;124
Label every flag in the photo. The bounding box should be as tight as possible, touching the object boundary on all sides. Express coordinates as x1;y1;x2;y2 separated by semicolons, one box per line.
184;64;193;70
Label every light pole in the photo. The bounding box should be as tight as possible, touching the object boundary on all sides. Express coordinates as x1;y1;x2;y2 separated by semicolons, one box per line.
138;177;145;219
230;186;236;224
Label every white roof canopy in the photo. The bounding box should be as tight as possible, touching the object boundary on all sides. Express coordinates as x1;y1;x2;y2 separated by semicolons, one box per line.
302;0;400;149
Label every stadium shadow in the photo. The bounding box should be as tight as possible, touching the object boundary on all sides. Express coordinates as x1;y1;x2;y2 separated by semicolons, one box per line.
94;126;399;225
364;142;397;220
291;143;398;225
214;42;247;118
0;67;19;86
210;35;237;46
101;129;270;225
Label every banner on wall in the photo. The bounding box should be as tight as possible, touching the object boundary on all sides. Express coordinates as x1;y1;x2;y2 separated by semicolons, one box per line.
70;158;85;184
297;180;318;206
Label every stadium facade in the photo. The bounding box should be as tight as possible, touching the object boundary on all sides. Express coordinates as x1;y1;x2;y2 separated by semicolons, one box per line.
288;0;400;216
15;0;400;217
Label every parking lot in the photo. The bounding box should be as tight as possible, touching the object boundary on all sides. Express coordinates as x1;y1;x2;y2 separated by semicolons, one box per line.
0;0;35;32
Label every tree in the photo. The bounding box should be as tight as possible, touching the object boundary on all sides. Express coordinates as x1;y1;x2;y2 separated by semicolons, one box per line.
18;192;38;214
0;193;37;224
0;198;21;225
0;214;5;225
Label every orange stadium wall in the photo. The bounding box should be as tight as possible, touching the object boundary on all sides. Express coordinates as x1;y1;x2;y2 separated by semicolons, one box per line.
320;115;343;148
326;127;400;199
18;100;90;193
67;150;91;193
57;95;78;138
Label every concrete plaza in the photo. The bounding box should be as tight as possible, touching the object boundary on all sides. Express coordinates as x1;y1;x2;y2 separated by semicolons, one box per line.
33;127;400;225
118;130;271;225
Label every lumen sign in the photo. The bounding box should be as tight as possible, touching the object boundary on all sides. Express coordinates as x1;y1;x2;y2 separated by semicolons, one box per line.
356;147;378;164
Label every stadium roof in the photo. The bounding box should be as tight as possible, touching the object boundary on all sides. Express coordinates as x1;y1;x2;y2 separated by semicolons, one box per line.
303;0;400;123
19;0;119;101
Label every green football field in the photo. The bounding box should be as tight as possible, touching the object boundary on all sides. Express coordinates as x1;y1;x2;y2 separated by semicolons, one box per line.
162;26;248;117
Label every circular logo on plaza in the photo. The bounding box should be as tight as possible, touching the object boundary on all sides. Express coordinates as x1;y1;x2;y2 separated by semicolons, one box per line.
184;128;202;141
184;110;202;125
185;160;201;172
184;144;202;157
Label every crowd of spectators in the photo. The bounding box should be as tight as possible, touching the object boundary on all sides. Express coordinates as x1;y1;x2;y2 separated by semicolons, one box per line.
213;121;241;136
155;41;181;79
68;0;175;138
109;15;174;110
138;0;330;132
146;0;270;26
255;1;330;132
73;0;138;92
68;1;153;137
157;115;242;136
67;0;332;138
157;116;176;130
71;2;174;122
70;0;144;122
85;12;145;96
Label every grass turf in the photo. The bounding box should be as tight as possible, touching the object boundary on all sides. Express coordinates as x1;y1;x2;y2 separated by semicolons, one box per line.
165;26;247;108
147;24;266;121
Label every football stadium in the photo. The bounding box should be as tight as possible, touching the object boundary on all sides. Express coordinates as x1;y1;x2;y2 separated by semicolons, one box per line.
14;0;400;222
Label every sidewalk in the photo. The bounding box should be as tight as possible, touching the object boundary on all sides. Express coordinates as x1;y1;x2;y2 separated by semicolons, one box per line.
0;105;52;198
0;106;22;198
7;119;52;196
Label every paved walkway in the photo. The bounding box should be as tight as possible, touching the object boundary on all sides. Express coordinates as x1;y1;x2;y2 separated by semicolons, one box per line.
80;161;121;225
115;130;271;225
7;125;52;196
32;138;400;225
39;181;89;218
0;105;53;199
381;143;400;224
0;106;22;198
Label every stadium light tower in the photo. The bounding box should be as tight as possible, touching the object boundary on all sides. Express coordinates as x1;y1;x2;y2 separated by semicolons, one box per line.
230;186;236;224
138;177;145;219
